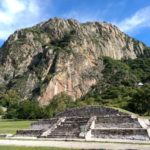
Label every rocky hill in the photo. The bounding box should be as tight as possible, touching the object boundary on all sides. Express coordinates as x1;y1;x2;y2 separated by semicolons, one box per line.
0;18;149;105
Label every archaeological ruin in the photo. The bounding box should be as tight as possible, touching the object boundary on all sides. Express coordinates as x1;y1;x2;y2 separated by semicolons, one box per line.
15;106;150;141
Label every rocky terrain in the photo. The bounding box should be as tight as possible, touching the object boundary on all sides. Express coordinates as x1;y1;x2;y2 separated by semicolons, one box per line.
0;18;149;105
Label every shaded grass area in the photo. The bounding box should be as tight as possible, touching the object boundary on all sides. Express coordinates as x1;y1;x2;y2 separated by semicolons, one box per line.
0;146;73;150
108;106;138;116
0;120;33;134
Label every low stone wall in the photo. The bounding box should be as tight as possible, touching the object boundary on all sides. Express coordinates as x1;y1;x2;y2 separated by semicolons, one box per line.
16;129;44;137
0;134;7;138
30;118;58;130
95;116;141;129
91;129;149;140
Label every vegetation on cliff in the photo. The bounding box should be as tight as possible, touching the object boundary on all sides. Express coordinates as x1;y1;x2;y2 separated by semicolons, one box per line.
81;57;150;115
0;56;150;118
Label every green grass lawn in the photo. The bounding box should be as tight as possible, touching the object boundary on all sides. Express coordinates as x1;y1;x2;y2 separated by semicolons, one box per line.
0;120;33;134
0;146;72;150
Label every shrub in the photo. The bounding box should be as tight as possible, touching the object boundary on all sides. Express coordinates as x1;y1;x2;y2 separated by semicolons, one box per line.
45;92;75;117
16;101;46;119
127;85;150;115
0;90;20;108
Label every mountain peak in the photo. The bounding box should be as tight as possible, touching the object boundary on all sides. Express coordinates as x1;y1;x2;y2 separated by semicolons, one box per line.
0;18;149;105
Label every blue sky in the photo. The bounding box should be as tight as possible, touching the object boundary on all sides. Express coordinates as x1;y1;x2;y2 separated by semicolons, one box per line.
0;0;150;47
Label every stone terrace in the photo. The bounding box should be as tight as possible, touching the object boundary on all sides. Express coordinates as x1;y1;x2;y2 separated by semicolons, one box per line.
95;116;141;128
15;106;150;141
56;106;127;117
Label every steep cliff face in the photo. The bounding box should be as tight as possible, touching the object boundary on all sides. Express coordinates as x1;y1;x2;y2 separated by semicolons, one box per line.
0;18;149;105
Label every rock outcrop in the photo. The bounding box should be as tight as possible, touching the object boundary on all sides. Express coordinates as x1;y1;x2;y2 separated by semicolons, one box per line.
0;18;149;105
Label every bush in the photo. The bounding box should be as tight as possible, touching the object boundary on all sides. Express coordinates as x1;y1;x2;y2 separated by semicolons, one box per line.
0;90;20;108
16;101;47;119
127;85;150;115
0;90;48;119
45;92;75;117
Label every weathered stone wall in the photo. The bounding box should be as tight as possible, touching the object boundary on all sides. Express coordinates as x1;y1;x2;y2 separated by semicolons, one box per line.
56;106;128;117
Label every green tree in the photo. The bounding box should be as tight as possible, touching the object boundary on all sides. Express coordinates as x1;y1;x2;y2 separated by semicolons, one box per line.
16;101;46;119
0;90;20;108
45;92;74;117
128;85;150;115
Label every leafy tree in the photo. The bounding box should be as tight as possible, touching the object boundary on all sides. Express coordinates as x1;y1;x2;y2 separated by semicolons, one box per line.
128;85;150;115
0;90;20;108
4;108;18;119
45;92;74;117
16;100;46;119
125;58;150;81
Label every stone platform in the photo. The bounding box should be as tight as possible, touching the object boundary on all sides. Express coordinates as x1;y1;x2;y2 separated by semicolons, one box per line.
15;106;150;141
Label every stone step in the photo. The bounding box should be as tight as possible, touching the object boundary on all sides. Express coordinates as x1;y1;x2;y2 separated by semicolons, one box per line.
31;118;58;126
95;122;141;129
47;133;79;138
47;135;77;138
96;116;138;123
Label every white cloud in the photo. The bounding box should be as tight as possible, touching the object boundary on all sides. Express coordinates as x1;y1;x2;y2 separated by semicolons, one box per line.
0;0;50;40
3;0;26;14
115;6;150;33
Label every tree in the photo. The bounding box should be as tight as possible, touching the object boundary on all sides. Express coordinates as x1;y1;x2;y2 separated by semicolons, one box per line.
128;85;150;115
0;90;20;108
45;92;74;117
16;101;46;119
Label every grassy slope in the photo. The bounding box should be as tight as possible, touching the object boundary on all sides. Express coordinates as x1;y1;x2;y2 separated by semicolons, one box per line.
105;106;150;119
0;146;72;150
0;120;33;134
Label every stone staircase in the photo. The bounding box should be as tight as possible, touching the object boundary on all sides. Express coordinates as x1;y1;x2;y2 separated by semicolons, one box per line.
47;117;90;139
40;117;66;137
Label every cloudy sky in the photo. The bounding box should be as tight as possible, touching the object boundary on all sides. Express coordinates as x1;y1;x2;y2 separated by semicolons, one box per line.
0;0;150;46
